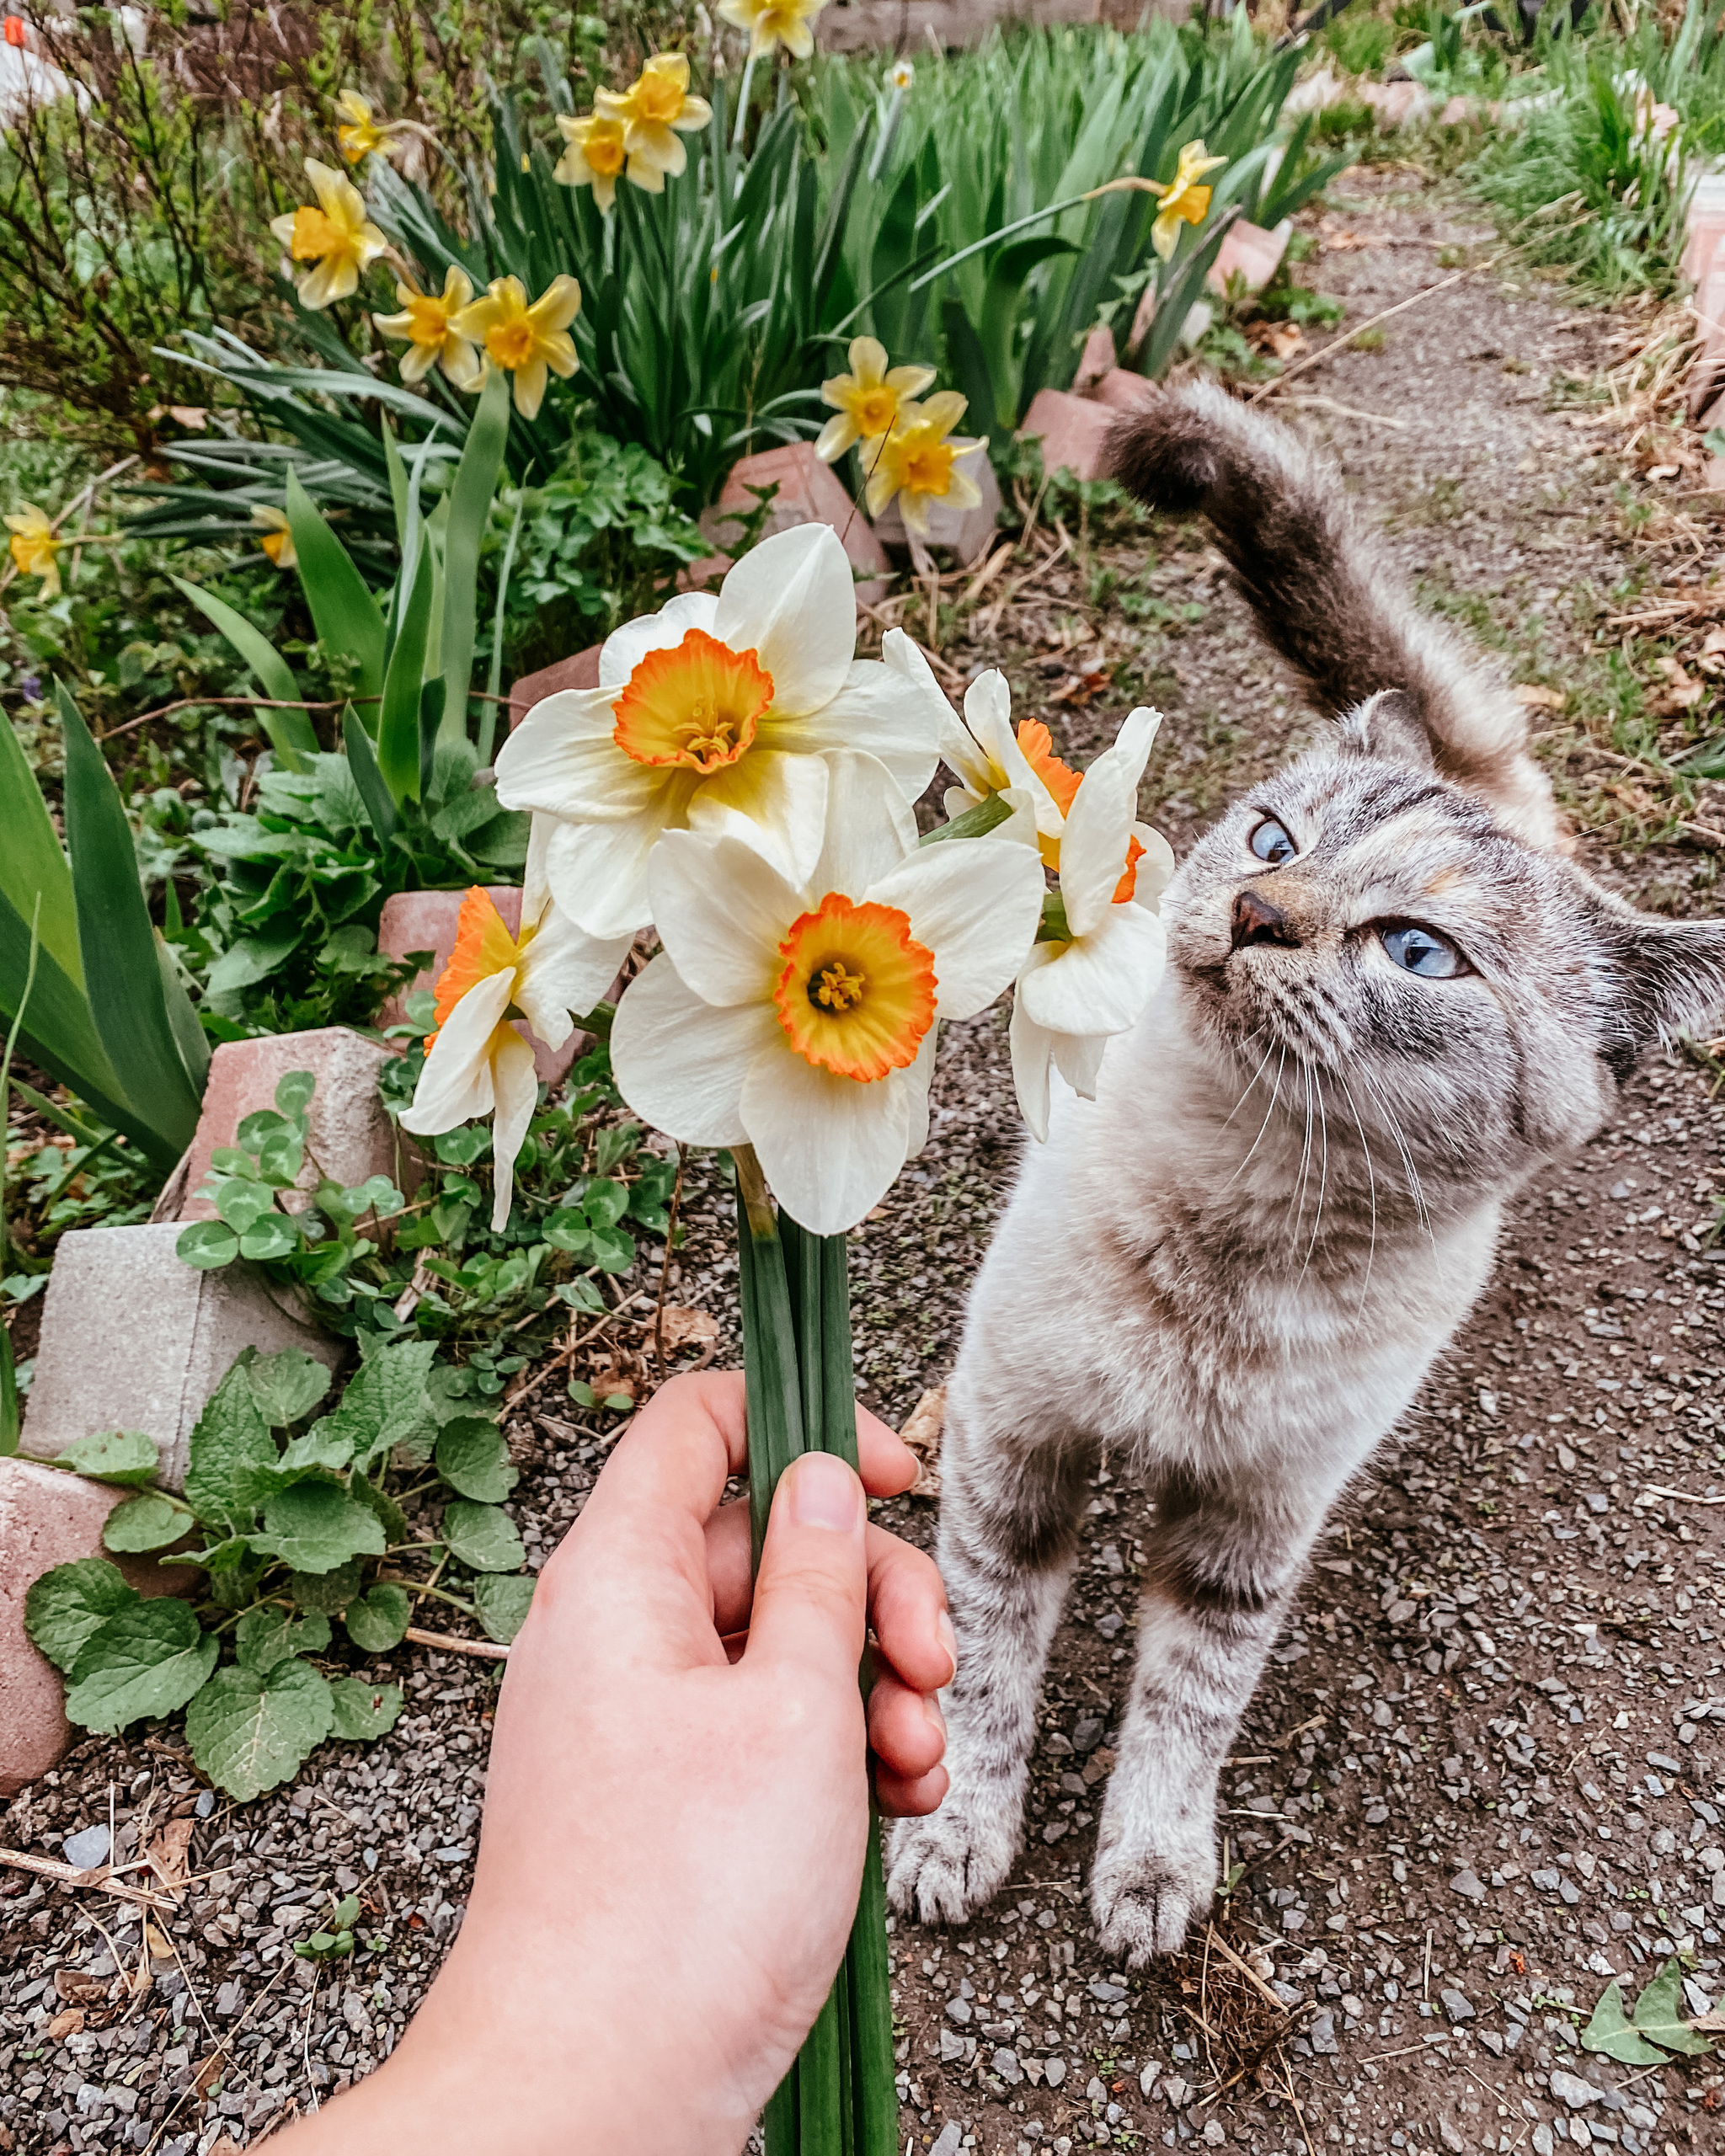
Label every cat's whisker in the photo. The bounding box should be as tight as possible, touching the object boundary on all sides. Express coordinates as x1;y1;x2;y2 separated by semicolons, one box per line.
1289;1058;1317;1243
1298;1070;1332;1282
1220;1034;1277;1129
1332;1063;1381;1306
1219;1046;1289;1191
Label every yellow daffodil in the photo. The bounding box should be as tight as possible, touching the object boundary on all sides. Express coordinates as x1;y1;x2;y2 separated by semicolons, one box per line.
717;0;829;61
863;392;985;539
1146;139;1226;262
554;110;628;211
267;159;388;310
372;264;483;388
5;503;61;597
251;505;296;570
335;90;397;163
450;273;581;420
814;335;935;465
595;52;712;193
402;830;631;1230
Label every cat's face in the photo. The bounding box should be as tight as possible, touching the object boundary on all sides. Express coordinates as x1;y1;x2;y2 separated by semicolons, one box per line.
1161;741;1722;1189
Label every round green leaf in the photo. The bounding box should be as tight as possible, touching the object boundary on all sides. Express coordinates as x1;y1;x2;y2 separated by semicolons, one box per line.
434;1123;490;1166
255;1132;306;1187
24;1558;139;1674
344;1582;411;1654
237;1107;294;1151
582;1178;628;1228
473;1572;535;1645
65;1603;220;1735
435;1417;518;1504
185;1658;335;1802
102;1494;190;1554
235;1604;333;1673
441;1500;525;1573
329;1676;404;1742
240;1214;302;1262
275;1070;317;1116
175;1219;240;1270
59;1429;163;1486
214;1179;275;1234
248;1348;334;1428
288;1560;364;1614
254;1483;387;1575
589;1223;635;1273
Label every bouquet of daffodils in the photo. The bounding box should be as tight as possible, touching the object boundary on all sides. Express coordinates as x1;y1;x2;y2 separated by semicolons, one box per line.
405;524;1171;2152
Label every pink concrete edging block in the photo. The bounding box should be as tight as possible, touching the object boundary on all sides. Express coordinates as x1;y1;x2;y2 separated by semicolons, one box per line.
1094;368;1157;414
180;1028;416;1225
377;887;581;1087
871;444;1002;566
1072;325;1117;396
0;1459;200;1796
507;643;602;734
1208;216;1291;298
687;442;891;605
20;1222;344;1492
1017;388;1118;484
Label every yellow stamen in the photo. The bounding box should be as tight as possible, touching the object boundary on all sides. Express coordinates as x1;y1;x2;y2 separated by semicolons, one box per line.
773;893;937;1083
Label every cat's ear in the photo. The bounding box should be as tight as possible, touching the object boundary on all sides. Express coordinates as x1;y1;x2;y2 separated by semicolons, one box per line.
1595;903;1725;1078
1335;690;1434;773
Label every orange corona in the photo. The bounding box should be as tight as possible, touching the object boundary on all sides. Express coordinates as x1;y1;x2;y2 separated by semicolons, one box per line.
611;627;775;774
426;889;526;1047
772;893;937;1082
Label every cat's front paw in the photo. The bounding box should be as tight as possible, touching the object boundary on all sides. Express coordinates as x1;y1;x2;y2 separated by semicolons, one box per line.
886;1795;1020;1928
1090;1831;1218;1965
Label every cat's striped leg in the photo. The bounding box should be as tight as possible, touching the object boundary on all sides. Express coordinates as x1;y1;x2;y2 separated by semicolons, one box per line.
885;1387;1094;1929
1091;1470;1321;1963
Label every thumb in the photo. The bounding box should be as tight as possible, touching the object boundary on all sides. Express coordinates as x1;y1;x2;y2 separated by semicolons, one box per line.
742;1449;868;1682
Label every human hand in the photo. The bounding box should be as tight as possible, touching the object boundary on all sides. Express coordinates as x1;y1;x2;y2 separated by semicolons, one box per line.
275;1371;952;2156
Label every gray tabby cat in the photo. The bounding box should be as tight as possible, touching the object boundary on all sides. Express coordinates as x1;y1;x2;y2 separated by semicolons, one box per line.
885;379;1725;1964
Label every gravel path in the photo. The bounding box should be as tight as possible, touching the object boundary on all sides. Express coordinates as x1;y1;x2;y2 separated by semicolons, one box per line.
4;171;1725;2155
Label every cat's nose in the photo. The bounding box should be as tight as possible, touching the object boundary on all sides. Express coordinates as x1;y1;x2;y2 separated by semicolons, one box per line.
1231;889;1297;951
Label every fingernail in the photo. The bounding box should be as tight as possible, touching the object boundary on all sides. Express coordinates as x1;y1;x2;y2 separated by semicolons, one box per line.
783;1450;863;1532
922;1693;948;1742
936;1609;959;1684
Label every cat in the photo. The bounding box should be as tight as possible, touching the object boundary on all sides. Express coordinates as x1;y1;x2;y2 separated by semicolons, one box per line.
884;378;1725;1965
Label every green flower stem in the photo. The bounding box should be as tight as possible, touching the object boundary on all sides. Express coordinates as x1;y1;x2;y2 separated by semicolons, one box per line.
734;1175;896;2156
378;1573;478;1616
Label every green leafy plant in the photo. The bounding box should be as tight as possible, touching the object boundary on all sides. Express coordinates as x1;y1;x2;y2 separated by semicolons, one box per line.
0;682;207;1171
176;1055;677;1375
1580;1956;1717;2064
295;1892;364;1963
24;1337;538;1800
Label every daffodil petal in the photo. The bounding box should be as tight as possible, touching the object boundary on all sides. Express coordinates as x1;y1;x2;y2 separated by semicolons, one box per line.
904;1019;939;1161
599;590;720;689
401;971;516;1134
1017;904;1167;1038
514;907;631;1047
611;954;776;1146
740;1047;912;1238
805;750;916;898
1052;1027;1108;1099
1008;992;1055;1145
542;815;662;940
686;748;830;890
649;831;800;1008
787;629;944;800
1059;704;1164;935
814;411;860;462
1130;820;1178;912
487;1029;542;1232
864;839;1045;1023
494;688;659;823
712;523;857;717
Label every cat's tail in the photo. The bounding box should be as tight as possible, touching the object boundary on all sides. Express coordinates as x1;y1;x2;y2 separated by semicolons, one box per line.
1106;379;1556;846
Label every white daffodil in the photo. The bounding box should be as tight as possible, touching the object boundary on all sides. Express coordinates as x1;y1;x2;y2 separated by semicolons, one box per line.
1010;707;1175;1143
611;752;1045;1235
937;667;1076;865
401;822;631;1229
494;522;947;940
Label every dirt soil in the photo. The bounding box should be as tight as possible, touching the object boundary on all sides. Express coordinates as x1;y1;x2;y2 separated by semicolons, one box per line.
5;170;1725;2156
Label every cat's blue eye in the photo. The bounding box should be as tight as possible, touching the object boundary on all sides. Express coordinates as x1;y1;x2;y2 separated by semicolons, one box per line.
1381;924;1467;979
1249;817;1296;865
